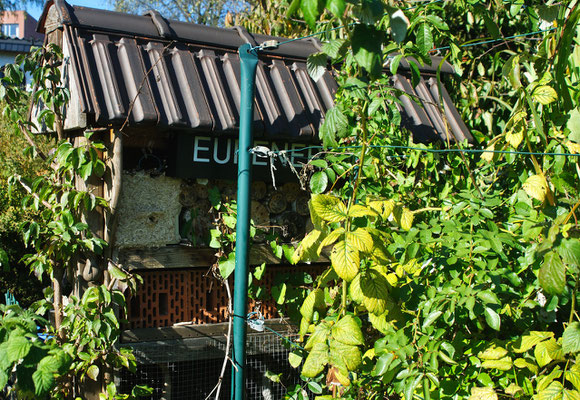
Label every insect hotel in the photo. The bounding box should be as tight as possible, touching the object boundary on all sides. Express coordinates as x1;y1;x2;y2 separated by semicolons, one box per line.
36;0;472;398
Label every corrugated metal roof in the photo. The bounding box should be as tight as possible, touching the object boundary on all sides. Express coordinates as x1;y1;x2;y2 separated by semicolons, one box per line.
38;0;472;143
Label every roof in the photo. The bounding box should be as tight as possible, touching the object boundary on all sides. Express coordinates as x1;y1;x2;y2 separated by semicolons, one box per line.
37;0;472;143
0;37;38;53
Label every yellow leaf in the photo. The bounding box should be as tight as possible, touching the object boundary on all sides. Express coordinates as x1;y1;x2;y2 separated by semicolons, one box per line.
537;381;563;400
535;338;560;368
469;387;498;400
331;240;360;282
505;384;524;396
511;331;553;353
514;357;539;374
348;204;377;218
368;199;395;220
481;356;513;371
506;126;524;148
523;174;548;202
566;364;580;391
345;228;373;253
478;345;508;360
532;85;558;105
564;389;580;400
292;229;323;264
481;143;495;162
318;228;345;254
566;141;580;154
311;194;347;223
394;206;414;231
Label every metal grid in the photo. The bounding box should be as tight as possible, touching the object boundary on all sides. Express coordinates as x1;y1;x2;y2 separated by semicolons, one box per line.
119;331;302;399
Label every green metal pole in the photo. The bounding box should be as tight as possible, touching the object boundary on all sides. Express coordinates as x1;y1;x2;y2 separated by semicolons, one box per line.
231;43;258;400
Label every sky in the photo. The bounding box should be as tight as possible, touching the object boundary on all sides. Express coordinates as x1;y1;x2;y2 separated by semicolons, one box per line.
27;0;112;20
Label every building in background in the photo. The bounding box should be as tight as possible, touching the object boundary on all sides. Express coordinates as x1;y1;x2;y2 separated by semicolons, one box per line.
0;11;44;81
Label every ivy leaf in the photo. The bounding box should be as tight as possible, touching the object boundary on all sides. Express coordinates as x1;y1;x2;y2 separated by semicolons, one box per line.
563;322;580;354
310;171;328;194
416;23;434;55
329;339;362;373
352;24;384;79
484;307;501;331
302;342;329;377
331;240;360;282
301;0;324;29
532;85;558;105
523;174;548;202
307;52;328;82
390;9;409;43
345;229;374;253
539;251;566;295
332;315;364;346
481;356;513;371
311;194;347;223
218;252;236;279
469;387;498;400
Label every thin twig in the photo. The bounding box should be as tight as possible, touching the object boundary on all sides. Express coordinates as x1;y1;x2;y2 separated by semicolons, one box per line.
119;41;176;133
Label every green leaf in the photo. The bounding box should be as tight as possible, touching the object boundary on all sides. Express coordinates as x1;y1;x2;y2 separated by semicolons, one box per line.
0;248;9;272
325;0;345;18
305;323;331;350
394;206;414;231
292;229;323;263
218;253;236;279
302;342;329;377
356;270;390;314
481;356;513;371
32;368;54;396
416;23;434;55
567;109;580;143
563;322;580;354
422;310;442;330
307;52;328;82
332;315;364;346
352;24;384;79
532;85;558;105
477;290;500;305
310;171;329;194
322;39;347;59
330;240;360;282
390;9;409;43
469;387;498;400
559;239;580;266
514;358;538;374
301;0;324;29
484;307;501;331
539;251;566;295
6;335;32;363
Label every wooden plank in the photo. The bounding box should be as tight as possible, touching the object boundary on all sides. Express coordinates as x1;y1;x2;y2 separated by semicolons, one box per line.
119;244;328;270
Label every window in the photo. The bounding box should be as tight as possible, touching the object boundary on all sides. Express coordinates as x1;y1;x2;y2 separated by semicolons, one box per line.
1;24;20;38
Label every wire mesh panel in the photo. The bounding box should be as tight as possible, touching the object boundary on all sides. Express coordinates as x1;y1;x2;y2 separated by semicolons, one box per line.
119;330;302;400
